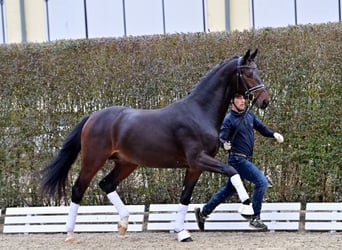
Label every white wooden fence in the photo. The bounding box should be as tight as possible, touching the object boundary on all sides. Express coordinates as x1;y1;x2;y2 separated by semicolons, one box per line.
147;203;301;232
305;202;342;232
3;205;145;234
3;202;341;234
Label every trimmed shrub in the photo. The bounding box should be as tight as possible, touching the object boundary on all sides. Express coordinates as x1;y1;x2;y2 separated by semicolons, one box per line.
0;23;341;207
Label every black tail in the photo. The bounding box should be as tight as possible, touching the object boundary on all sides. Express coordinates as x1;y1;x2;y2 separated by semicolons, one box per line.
40;116;90;199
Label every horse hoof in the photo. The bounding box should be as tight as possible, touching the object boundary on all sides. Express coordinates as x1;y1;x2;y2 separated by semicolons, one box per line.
181;237;193;242
177;230;192;242
65;232;77;243
118;223;127;236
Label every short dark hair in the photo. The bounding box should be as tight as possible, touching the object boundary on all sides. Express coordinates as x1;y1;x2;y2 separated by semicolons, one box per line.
234;93;245;98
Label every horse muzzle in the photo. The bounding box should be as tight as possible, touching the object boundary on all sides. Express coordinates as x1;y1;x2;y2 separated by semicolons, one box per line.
253;91;269;110
260;99;269;109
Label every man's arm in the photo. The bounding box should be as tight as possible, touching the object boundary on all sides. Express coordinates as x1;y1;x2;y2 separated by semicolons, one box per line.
253;113;284;143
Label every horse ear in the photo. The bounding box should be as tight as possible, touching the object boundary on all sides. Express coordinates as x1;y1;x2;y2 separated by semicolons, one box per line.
241;50;251;65
250;49;258;60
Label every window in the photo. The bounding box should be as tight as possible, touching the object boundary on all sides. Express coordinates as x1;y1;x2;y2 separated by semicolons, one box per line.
124;0;163;36
86;0;125;38
296;0;340;24
48;0;85;41
253;0;295;28
164;0;206;33
252;0;340;29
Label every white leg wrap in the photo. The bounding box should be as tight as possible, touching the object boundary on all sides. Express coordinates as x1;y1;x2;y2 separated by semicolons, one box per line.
177;230;192;242
65;202;79;232
107;191;130;219
174;204;188;233
238;203;254;216
230;174;249;202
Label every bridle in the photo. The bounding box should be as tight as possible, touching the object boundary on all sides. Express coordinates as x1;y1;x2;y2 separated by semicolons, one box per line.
220;56;267;148
237;56;265;98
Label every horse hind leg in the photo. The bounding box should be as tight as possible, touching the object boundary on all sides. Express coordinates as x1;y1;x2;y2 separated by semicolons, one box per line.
65;157;108;243
99;160;137;236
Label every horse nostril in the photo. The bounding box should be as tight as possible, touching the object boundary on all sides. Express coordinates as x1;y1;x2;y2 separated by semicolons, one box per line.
262;100;269;109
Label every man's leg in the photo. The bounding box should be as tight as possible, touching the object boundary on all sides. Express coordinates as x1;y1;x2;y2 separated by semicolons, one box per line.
195;179;235;231
237;158;268;231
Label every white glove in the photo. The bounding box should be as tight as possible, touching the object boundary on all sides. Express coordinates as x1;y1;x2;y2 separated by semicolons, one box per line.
223;141;231;151
273;132;284;143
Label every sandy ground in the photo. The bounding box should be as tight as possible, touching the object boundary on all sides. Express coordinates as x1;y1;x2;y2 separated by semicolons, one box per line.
0;231;341;250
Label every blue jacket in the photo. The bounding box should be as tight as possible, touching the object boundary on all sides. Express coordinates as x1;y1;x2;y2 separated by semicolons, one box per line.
219;110;274;157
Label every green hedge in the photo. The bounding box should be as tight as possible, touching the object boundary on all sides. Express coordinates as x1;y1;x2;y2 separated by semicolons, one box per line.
0;22;341;207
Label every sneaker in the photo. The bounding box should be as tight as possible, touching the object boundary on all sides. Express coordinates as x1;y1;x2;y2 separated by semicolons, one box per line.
249;216;268;231
194;207;207;231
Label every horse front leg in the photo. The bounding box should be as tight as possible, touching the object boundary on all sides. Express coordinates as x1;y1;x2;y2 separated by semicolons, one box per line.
175;168;202;242
194;152;254;216
99;161;137;236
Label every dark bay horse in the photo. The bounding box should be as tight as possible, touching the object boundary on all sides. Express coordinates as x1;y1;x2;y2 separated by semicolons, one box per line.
40;49;269;242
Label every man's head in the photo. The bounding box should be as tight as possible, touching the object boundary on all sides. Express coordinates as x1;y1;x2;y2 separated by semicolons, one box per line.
232;94;246;113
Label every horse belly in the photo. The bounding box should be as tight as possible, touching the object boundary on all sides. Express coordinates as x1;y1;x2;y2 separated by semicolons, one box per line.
116;132;186;168
122;144;186;169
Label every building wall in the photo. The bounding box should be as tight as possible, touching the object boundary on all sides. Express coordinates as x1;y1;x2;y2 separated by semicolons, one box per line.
5;0;45;43
206;0;226;32
5;0;250;43
5;0;22;43
229;0;250;31
2;0;341;44
206;0;251;32
24;0;45;43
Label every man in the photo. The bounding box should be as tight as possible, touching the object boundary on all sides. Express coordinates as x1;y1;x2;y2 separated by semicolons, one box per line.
195;94;284;231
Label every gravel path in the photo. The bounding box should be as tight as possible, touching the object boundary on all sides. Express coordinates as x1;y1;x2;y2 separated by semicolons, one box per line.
1;231;341;250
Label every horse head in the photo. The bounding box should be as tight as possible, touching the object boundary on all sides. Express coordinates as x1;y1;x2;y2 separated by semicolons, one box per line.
236;49;269;109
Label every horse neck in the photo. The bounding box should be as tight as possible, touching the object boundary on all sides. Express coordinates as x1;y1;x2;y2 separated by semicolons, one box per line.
186;60;236;130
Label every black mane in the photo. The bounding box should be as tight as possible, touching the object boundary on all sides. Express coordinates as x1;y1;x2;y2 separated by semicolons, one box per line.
187;57;238;96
